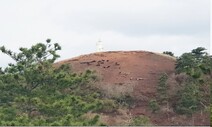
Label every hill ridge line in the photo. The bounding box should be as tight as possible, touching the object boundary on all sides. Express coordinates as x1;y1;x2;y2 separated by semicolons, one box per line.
57;50;176;64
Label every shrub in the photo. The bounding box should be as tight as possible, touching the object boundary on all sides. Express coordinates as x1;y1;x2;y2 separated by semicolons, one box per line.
174;82;200;115
163;51;174;57
149;99;160;113
99;99;118;113
97;83;135;108
157;73;168;103
130;115;151;126
115;94;134;108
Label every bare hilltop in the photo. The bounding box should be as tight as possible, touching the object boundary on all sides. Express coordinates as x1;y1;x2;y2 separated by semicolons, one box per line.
55;51;209;126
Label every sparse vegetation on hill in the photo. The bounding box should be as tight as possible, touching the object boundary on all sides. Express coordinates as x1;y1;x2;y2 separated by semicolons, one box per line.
174;47;211;116
0;40;211;126
163;51;174;57
0;40;121;126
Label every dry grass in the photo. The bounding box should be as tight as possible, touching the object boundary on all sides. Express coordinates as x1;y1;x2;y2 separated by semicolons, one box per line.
96;82;135;99
83;108;133;126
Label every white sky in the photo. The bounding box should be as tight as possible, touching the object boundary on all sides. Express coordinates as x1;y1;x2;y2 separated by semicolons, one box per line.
0;0;210;67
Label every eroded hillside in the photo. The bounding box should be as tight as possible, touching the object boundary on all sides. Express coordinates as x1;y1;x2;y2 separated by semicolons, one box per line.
55;51;210;126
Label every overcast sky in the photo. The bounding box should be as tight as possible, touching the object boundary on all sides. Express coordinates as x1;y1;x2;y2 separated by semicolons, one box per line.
0;0;210;67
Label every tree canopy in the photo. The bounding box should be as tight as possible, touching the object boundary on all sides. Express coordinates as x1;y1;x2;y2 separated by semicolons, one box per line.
0;39;113;125
174;47;211;115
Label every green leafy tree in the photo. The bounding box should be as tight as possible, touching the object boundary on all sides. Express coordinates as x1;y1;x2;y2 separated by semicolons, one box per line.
191;47;206;57
163;51;174;57
149;99;160;113
157;73;168;103
0;39;109;125
174;47;212;116
175;53;196;76
175;82;200;115
0;39;61;90
176;47;212;78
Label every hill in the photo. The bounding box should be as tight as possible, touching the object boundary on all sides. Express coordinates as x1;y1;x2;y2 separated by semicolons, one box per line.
56;51;210;126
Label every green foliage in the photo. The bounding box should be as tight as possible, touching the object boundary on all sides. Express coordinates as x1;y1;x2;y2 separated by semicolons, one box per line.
174;82;200;115
163;51;174;57
115;94;134;108
0;39;61;91
191;47;206;57
175;53;196;76
149;99;160;113
174;47;212;116
175;47;212;77
157;73;168;103
98;99;118;113
0;39;110;126
130;115;151;126
152;73;168;114
86;115;100;126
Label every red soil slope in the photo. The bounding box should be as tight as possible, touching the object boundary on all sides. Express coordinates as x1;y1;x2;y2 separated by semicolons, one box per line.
56;51;209;126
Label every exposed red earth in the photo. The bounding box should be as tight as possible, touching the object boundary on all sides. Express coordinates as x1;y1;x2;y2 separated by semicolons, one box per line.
55;51;210;126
